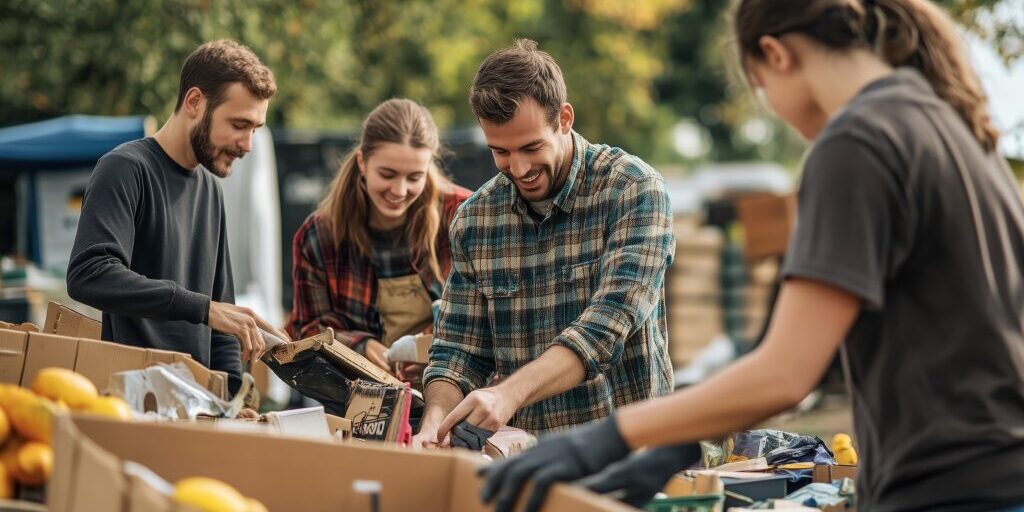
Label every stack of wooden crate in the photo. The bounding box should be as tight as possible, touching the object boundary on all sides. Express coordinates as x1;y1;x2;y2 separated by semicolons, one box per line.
665;222;725;368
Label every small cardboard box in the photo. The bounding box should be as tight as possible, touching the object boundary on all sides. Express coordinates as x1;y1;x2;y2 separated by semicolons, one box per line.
813;464;858;484
0;327;228;400
43;301;102;340
345;380;410;442
735;193;797;262
51;413;633;512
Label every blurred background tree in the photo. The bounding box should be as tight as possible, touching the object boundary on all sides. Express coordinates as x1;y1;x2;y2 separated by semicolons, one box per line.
1;0;1020;166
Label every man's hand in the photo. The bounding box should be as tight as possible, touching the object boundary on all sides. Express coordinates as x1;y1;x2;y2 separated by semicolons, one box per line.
436;387;519;442
396;363;425;383
235;407;261;421
411;420;450;450
207;301;290;364
413;380;465;450
364;339;392;373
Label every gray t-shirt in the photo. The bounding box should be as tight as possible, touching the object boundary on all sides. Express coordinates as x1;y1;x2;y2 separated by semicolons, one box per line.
783;68;1024;511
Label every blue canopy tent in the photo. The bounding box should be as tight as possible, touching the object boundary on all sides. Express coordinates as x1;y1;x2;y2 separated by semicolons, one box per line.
0;115;147;273
0;115;146;170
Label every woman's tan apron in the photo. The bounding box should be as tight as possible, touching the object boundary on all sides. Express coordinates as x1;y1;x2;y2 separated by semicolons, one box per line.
376;273;433;347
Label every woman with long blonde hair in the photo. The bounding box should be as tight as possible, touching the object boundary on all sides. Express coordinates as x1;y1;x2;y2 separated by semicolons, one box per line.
287;99;471;380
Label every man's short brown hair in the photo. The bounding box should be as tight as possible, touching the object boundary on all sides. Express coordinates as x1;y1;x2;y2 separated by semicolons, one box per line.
174;39;276;112
469;39;567;128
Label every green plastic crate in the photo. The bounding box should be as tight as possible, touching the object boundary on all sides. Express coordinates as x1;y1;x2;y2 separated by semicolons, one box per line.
644;494;723;512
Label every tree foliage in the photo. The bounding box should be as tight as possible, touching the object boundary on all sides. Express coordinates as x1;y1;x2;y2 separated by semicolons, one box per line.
0;0;1018;163
0;0;687;160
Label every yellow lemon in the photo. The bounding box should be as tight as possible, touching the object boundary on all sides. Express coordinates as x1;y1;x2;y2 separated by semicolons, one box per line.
15;442;52;486
31;368;98;410
0;407;10;446
174;477;249;512
87;396;133;421
5;391;58;444
247;497;269;512
831;433;858;466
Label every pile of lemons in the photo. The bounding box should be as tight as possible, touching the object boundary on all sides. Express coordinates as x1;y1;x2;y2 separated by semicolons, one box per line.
0;367;132;498
0;367;269;510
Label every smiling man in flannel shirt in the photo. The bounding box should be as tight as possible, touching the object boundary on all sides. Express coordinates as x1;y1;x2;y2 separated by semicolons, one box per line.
414;39;675;444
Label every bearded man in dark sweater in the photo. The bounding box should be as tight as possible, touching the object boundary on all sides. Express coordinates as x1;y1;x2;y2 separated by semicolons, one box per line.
67;40;289;395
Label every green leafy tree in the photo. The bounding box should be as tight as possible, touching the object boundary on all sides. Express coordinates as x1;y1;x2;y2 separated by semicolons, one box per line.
0;0;1018;163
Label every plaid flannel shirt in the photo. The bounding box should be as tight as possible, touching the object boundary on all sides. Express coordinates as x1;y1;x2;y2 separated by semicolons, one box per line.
424;132;675;434
287;186;472;348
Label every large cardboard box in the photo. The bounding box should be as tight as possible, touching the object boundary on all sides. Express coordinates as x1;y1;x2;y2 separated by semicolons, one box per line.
51;414;634;512
43;302;101;340
0;327;227;400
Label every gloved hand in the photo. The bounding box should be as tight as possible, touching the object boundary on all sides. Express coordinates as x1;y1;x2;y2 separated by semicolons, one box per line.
479;415;631;512
578;443;702;507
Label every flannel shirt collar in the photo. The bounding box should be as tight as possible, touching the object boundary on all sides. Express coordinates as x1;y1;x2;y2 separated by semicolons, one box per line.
510;131;587;216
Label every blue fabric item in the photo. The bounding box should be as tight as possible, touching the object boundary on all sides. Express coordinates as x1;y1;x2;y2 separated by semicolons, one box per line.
0;115;145;169
766;436;836;490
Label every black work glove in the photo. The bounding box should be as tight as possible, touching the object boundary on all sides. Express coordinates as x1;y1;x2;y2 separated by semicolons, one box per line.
479;415;631;512
578;443;702;507
451;421;495;451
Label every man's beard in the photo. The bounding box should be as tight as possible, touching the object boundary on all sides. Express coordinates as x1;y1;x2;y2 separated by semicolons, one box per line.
190;108;244;178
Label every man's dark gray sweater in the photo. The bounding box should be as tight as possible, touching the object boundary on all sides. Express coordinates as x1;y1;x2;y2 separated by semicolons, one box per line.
67;137;242;394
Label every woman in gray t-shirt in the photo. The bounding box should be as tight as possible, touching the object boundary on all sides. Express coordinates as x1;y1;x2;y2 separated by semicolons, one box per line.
480;1;1024;512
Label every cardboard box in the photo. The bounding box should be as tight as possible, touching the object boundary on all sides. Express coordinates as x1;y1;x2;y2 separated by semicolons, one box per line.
0;321;39;333
345;380;411;443
250;358;270;397
43;301;102;340
51;414;633;512
0;327;227;400
812;464;858;484
735;193;796;262
0;328;31;384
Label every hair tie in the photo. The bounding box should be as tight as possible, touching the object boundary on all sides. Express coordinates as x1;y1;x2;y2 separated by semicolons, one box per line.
865;0;887;55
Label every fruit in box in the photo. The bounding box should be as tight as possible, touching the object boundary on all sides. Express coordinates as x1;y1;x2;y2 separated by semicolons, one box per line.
31;368;98;409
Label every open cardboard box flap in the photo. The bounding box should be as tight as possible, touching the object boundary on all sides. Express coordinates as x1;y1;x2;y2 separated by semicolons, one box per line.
51;413;635;512
43;301;102;340
265;328;404;388
0;327;227;400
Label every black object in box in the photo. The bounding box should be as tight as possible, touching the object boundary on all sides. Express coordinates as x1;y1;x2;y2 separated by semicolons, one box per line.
722;475;789;508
